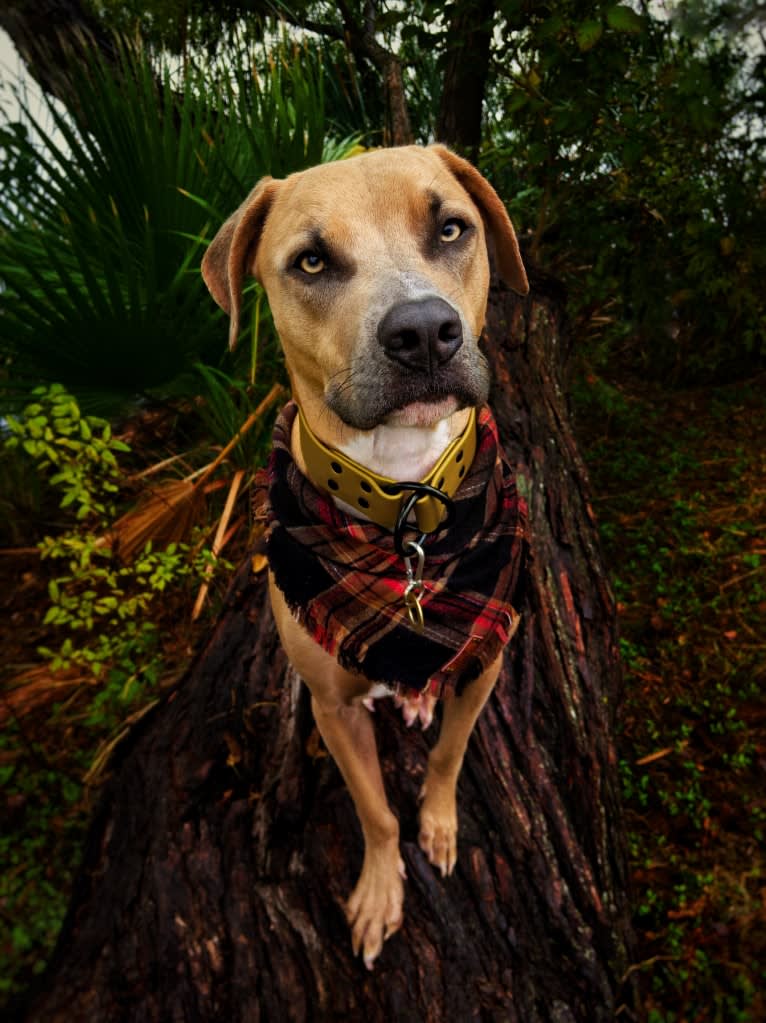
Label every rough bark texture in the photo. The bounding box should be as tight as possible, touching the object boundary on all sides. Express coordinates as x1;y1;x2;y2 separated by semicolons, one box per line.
0;0;118;111
436;0;496;162
25;274;633;1022
335;0;413;146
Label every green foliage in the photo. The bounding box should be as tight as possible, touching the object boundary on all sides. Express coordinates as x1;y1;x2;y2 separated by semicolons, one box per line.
575;375;766;1017
37;533;210;689
484;0;766;381
34;1;762;388
0;34;355;409
4;384;130;520
201;38;332;188
3;385;213;690
0;434;48;547
0;384;228;1003
0;728;85;1002
194;362;279;470
1;6;764;1011
1;49;216;403
0;26;359;1009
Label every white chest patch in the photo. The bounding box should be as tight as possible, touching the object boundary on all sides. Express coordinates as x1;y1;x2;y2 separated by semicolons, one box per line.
338;414;458;482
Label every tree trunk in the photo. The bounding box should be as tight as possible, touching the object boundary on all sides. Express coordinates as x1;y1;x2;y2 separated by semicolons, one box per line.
24;273;634;1022
0;0;118;112
436;0;496;162
335;0;413;146
378;51;413;147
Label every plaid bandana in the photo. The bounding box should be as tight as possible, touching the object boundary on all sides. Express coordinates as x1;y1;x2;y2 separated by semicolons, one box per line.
253;402;527;698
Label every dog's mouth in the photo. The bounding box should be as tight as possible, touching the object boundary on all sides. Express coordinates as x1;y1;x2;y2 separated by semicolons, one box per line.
383;395;461;428
325;339;491;431
329;378;481;431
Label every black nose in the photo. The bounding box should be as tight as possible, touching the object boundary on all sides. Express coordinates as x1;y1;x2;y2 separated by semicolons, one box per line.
377;298;463;371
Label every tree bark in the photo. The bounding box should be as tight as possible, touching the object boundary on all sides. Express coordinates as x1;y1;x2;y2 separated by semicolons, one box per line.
24;272;634;1022
0;0;118;112
335;0;413;146
436;0;496;161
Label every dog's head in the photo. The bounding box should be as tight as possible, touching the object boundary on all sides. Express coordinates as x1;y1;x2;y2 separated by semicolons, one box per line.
202;145;527;430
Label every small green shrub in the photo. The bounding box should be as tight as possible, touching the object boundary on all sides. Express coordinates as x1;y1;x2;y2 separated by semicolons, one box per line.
4;383;130;520
38;533;212;688
5;385;216;702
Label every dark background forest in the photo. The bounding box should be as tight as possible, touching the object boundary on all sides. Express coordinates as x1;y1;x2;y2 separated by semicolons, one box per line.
0;1;764;1019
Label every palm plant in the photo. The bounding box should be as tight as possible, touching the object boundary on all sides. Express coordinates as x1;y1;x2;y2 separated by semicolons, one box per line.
2;48;213;404
0;33;358;410
0;30;362;631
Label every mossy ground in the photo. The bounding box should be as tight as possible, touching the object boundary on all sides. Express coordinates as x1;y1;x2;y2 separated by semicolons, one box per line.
574;372;766;1021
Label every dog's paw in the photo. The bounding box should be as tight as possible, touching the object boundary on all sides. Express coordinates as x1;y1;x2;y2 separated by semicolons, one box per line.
345;843;406;969
418;775;458;877
394;691;437;729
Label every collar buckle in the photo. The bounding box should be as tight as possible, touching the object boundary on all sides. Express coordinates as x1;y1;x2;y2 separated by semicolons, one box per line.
391;483;455;554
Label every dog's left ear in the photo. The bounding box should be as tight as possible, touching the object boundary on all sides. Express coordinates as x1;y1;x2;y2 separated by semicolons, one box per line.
202;177;280;350
431;144;529;296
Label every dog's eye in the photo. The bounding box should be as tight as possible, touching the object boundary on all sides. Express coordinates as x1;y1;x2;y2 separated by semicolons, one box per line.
440;219;465;243
296;251;326;275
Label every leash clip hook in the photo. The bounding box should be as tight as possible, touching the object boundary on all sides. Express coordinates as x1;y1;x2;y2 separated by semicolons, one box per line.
392;483;453;633
402;539;426;633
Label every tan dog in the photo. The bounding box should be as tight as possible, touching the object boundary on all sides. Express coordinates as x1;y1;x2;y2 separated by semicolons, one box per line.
202;145;528;968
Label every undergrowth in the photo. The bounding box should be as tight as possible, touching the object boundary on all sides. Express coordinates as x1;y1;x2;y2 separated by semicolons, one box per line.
0;386;240;1004
573;372;766;1021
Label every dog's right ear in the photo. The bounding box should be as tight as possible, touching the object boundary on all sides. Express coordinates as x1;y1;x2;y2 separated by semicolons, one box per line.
202;177;279;350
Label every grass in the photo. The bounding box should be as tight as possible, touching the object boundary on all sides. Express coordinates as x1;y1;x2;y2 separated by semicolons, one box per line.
573;372;766;1020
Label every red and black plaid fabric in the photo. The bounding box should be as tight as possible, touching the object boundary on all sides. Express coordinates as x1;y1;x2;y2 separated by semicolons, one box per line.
253;402;527;698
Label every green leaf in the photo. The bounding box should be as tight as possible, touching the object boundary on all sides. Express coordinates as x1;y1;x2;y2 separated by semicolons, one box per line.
43;606;62;625
576;19;603;51
0;36;350;405
12;925;33;952
607;5;644;33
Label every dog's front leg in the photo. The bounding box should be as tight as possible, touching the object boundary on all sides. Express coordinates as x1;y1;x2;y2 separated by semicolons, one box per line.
270;580;404;968
310;692;405;967
418;653;502;876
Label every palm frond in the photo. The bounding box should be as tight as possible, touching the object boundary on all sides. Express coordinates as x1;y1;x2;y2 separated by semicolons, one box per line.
108;382;285;559
0;32;359;412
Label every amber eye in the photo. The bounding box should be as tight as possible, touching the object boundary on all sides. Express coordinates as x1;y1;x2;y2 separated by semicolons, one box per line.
296;251;326;274
440;218;465;243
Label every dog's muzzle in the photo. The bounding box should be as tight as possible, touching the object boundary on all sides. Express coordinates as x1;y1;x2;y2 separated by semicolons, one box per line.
377;298;463;372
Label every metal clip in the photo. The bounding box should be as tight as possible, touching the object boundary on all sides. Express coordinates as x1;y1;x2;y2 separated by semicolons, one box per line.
402;540;426;633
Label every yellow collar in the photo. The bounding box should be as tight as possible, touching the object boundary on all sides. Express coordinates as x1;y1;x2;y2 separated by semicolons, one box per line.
297;407;478;534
